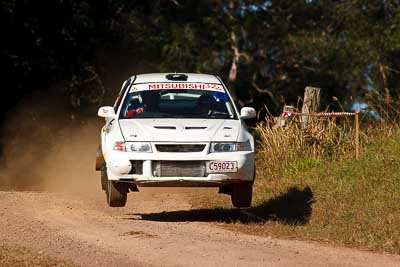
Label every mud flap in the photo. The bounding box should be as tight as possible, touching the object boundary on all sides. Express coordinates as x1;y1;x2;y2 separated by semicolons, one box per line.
218;185;233;195
128;184;139;192
220;166;255;196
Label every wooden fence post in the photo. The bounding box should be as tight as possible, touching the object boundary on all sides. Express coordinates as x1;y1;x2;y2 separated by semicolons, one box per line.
355;109;360;159
301;87;321;128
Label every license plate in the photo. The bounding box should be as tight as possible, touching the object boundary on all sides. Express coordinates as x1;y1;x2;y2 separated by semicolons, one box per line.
206;161;238;173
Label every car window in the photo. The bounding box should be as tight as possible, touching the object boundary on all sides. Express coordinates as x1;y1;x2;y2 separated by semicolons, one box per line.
113;79;132;112
119;86;238;120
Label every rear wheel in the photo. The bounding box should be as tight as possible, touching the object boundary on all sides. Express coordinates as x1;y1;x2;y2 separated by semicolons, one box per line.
231;182;253;208
101;166;107;191
95;145;105;171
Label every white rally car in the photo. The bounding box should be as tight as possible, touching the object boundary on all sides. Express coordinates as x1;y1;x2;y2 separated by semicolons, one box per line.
96;73;256;208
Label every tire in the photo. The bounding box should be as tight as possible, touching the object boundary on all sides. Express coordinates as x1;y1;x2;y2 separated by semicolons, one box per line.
95;145;105;171
101;166;108;191
231;182;253;208
106;180;128;207
102;167;128;207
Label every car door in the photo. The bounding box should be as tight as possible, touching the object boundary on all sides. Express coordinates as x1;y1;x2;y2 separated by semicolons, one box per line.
102;77;133;152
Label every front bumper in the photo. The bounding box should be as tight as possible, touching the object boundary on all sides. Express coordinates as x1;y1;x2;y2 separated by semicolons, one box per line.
105;149;255;187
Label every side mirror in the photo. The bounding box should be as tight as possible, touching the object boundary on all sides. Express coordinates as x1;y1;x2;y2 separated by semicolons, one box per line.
240;107;256;119
98;106;116;118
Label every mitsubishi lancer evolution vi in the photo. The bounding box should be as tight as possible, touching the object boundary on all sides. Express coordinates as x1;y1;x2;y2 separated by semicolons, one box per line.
95;73;256;208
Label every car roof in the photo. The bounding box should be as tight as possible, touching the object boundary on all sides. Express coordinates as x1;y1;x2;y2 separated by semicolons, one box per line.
131;73;222;84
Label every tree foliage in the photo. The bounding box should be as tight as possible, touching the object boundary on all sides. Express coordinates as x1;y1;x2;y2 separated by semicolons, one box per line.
2;0;400;117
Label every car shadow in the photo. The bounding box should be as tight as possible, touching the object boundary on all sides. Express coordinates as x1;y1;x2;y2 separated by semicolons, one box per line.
126;186;314;225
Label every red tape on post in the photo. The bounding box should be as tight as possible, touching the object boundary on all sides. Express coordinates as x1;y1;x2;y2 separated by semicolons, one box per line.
283;111;356;118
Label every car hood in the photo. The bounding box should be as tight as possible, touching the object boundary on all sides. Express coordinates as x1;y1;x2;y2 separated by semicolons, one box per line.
119;119;241;142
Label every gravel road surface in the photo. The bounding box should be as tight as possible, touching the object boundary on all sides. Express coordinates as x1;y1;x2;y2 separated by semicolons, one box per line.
0;187;399;267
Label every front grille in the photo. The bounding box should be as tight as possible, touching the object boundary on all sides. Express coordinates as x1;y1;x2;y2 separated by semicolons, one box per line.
152;161;206;177
155;144;205;153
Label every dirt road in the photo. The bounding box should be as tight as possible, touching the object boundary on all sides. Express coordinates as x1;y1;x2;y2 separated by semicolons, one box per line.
0;115;398;266
0;187;399;267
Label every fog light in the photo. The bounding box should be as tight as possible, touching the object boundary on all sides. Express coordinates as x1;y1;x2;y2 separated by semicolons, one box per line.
109;160;131;175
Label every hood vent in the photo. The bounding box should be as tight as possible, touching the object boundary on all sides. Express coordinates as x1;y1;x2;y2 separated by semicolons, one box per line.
154;126;176;130
166;73;188;81
185;126;207;130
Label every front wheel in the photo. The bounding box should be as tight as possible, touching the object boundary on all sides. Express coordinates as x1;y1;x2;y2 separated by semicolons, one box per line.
106;180;128;207
101;166;128;207
231;182;253;208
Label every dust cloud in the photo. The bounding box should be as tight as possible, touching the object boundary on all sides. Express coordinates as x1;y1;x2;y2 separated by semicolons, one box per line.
0;89;103;195
0;58;158;194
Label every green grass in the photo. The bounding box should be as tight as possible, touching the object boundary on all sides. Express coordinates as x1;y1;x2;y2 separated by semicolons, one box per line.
190;121;400;254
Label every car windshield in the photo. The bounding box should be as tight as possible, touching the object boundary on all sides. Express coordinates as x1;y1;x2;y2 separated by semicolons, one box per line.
119;84;238;120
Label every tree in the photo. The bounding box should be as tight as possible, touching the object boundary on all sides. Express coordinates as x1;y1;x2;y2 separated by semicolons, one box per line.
2;0;400;119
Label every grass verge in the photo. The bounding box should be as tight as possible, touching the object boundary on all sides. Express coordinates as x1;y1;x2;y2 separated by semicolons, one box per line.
190;120;400;254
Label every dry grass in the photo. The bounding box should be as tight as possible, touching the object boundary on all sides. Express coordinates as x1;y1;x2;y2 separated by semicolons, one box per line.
249;124;400;254
190;115;400;254
255;116;357;178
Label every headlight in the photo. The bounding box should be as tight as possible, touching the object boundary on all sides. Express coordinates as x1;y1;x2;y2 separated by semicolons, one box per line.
113;142;152;152
210;142;236;152
236;140;252;151
126;142;152;152
209;140;251;153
